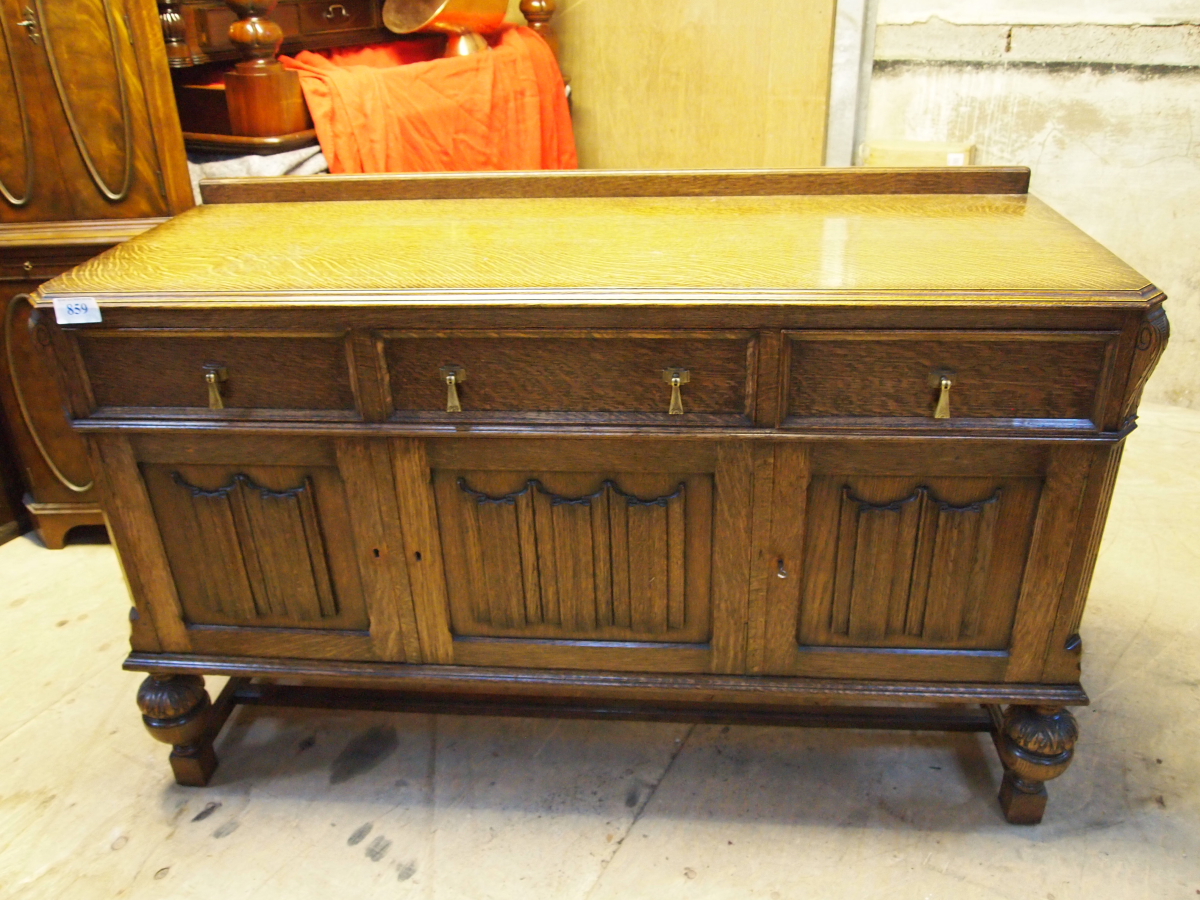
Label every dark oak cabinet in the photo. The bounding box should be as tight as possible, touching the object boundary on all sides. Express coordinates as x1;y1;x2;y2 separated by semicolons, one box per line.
1;0;192;545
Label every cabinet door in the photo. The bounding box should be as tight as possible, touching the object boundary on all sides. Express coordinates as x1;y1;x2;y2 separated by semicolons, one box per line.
754;442;1090;683
0;0;74;222
1;0;192;222
101;434;421;662
0;286;99;506
395;438;754;674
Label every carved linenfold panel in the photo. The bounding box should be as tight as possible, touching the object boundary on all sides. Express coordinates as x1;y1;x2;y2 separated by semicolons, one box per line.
165;472;339;624
441;474;702;641
825;486;1001;645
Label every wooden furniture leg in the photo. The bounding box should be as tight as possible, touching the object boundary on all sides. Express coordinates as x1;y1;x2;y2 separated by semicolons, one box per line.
25;498;105;549
136;674;219;786
992;704;1079;825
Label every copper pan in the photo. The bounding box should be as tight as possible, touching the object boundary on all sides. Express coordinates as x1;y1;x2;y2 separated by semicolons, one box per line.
382;0;509;56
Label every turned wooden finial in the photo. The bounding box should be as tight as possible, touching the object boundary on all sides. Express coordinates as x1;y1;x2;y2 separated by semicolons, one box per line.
519;0;560;64
221;0;311;137
157;1;191;66
225;0;285;70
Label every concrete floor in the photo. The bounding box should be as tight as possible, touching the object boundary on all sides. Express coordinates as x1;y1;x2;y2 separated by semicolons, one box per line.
1;403;1198;899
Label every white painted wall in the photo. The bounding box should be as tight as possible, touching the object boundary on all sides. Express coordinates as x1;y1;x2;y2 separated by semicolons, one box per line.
877;0;1200;26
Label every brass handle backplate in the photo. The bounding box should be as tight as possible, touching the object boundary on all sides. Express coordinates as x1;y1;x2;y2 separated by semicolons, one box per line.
931;371;953;419
440;365;466;413
662;367;690;415
204;364;227;410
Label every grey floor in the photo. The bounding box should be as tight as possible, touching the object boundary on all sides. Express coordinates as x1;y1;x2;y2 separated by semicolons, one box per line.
1;403;1198;899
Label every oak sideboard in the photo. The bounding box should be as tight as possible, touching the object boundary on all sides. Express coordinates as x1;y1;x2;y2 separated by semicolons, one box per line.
35;168;1167;824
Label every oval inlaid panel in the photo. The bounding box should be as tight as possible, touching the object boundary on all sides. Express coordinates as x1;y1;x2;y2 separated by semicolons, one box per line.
0;17;33;206
37;0;131;201
4;297;94;492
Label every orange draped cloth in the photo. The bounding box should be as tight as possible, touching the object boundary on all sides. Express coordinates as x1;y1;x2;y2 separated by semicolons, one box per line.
280;28;577;174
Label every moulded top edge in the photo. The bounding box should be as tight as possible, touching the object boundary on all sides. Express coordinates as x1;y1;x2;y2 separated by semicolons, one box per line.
39;194;1151;299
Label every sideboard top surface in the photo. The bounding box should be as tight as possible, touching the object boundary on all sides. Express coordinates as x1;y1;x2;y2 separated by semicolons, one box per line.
38;193;1150;304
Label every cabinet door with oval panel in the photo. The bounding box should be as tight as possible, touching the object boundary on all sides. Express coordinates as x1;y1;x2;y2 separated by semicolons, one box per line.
32;0;179;220
755;442;1092;683
406;438;754;674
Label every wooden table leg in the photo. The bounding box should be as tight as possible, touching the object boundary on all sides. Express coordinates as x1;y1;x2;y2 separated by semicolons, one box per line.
991;704;1079;825
136;674;219;786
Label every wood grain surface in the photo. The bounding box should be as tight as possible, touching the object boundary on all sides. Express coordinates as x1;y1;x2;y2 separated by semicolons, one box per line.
40;194;1149;300
123;651;1090;707
197;168;1033;204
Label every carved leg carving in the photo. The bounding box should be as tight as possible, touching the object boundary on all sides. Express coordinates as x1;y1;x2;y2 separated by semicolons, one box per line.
994;704;1079;825
137;674;218;786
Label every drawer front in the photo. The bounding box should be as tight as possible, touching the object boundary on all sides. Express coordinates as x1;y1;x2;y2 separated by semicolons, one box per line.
385;332;756;423
197;4;301;53
298;0;374;34
784;330;1118;429
75;333;356;416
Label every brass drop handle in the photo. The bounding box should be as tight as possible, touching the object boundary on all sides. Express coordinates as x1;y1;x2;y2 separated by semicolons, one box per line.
934;374;952;419
324;3;349;19
662;367;690;415
204;364;227;410
17;6;40;43
440;365;466;413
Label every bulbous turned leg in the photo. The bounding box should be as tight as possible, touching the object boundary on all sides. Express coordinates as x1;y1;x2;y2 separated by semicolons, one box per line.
995;704;1079;825
137;674;218;786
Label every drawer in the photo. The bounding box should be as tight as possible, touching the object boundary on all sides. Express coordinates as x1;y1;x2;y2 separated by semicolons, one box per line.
384;331;756;423
783;330;1119;429
0;261;66;283
196;4;301;54
298;0;374;34
74;332;356;416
